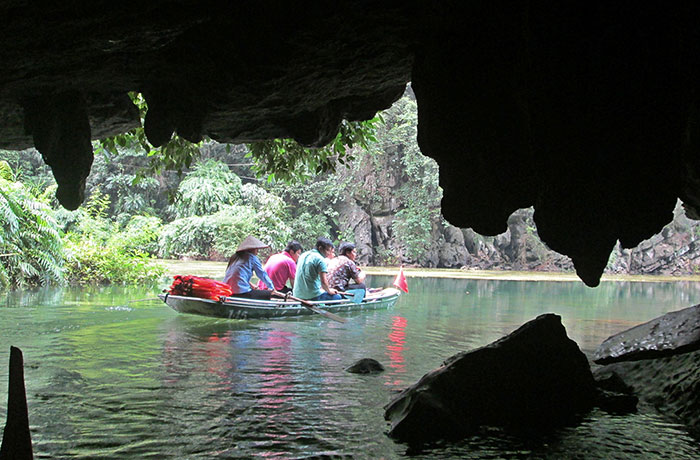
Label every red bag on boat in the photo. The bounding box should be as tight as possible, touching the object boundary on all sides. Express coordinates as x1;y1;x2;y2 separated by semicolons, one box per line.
168;275;232;300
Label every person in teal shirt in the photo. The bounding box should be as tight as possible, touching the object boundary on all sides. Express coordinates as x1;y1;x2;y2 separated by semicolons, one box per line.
293;237;342;301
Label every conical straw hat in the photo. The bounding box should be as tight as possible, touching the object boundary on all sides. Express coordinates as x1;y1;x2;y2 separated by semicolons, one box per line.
236;235;269;252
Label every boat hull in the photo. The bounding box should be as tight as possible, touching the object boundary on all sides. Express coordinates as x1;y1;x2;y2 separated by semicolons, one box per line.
159;288;401;320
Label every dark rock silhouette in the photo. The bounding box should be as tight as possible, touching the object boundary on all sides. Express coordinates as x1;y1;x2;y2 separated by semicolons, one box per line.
594;304;700;364
0;346;33;459
595;350;700;439
345;358;385;374
3;3;700;285
384;314;597;446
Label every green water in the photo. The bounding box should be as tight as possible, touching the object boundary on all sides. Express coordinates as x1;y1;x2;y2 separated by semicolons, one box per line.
1;276;700;459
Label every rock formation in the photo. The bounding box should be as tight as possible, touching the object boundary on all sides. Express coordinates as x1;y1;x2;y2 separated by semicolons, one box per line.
3;2;700;286
595;352;700;439
594;304;700;364
383;314;597;446
345;358;385;374
593;305;700;438
0;347;33;459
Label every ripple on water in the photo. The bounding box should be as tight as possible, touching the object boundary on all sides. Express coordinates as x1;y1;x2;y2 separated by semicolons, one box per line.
6;282;700;459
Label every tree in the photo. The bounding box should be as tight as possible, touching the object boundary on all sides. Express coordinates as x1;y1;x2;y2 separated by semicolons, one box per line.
98;93;383;184
0;161;64;288
246;117;382;182
170;158;242;218
62;190;164;285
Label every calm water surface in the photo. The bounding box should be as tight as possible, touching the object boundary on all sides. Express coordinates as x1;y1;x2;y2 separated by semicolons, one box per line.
1;276;700;459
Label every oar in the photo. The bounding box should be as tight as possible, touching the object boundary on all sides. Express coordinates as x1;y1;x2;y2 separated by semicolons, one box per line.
271;291;347;323
128;297;160;303
340;289;365;304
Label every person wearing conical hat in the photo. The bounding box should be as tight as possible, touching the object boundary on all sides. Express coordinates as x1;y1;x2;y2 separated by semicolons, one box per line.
223;236;275;300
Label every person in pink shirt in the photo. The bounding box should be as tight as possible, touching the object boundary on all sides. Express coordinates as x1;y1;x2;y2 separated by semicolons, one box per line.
258;241;303;293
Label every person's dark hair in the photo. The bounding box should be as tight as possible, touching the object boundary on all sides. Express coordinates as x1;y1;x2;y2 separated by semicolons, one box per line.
315;237;334;252
227;250;251;268
285;241;303;253
338;242;355;256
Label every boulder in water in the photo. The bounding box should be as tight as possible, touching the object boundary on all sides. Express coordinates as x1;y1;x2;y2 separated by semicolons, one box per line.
594;350;700;438
345;358;385;374
384;314;597;446
593;304;700;364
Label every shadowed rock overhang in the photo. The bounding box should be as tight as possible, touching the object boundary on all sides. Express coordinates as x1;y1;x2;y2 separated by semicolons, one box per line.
2;1;700;286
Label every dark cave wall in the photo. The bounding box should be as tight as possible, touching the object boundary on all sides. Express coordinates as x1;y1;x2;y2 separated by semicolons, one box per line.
2;1;700;285
411;2;700;286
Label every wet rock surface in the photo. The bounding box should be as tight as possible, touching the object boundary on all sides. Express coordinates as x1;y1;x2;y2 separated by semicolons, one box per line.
383;314;597;446
345;358;385;374
594;350;700;439
591;304;700;438
594;304;700;365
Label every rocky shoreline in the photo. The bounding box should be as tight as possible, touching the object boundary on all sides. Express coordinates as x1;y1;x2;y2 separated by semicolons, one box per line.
383;307;700;447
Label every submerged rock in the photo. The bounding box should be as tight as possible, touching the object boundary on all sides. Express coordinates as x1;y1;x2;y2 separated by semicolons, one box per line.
593;304;700;364
594;350;700;438
592;371;638;415
345;358;385;374
384;314;597;446
594;390;638;415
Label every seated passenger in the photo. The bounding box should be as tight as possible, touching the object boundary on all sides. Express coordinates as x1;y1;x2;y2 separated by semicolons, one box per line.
328;242;366;291
257;240;303;294
293;237;342;301
223;236;275;300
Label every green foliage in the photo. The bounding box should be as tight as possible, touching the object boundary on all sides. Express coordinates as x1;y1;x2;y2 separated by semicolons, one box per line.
239;183;286;215
247;117;382;182
285;212;332;251
264;170;344;245
157;215;218;260
392;207;435;261
117;215;163;256
0;149;54;190
97;93;381;189
0;160;13;180
170;159;242;218
384;91;442;263
158;204;291;260
210;205;290;257
91;126;172;220
64;240;164;285
62;192;164;285
6;86;447;272
97;93;204;179
0;165;64;289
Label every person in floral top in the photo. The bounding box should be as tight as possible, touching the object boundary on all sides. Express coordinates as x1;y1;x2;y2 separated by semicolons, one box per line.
327;242;366;291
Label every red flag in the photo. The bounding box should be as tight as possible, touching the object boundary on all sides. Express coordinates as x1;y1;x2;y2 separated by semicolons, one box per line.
393;266;409;293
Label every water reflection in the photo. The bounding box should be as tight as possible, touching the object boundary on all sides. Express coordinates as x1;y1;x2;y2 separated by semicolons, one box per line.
385;316;407;387
2;280;700;458
258;329;294;408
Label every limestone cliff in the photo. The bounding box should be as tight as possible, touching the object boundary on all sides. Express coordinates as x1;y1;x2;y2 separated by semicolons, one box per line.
335;143;699;275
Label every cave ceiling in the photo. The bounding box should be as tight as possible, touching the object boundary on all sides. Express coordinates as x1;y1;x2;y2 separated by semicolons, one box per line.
2;1;699;286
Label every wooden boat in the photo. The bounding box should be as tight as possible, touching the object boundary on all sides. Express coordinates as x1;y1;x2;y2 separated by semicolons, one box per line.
159;287;401;320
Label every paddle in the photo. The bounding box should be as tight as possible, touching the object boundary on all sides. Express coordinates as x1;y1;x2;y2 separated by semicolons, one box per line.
271;291;347;323
128;297;160;303
340;289;365;304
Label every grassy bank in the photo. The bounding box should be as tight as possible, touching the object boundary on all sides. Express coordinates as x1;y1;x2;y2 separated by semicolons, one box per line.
159;259;700;284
